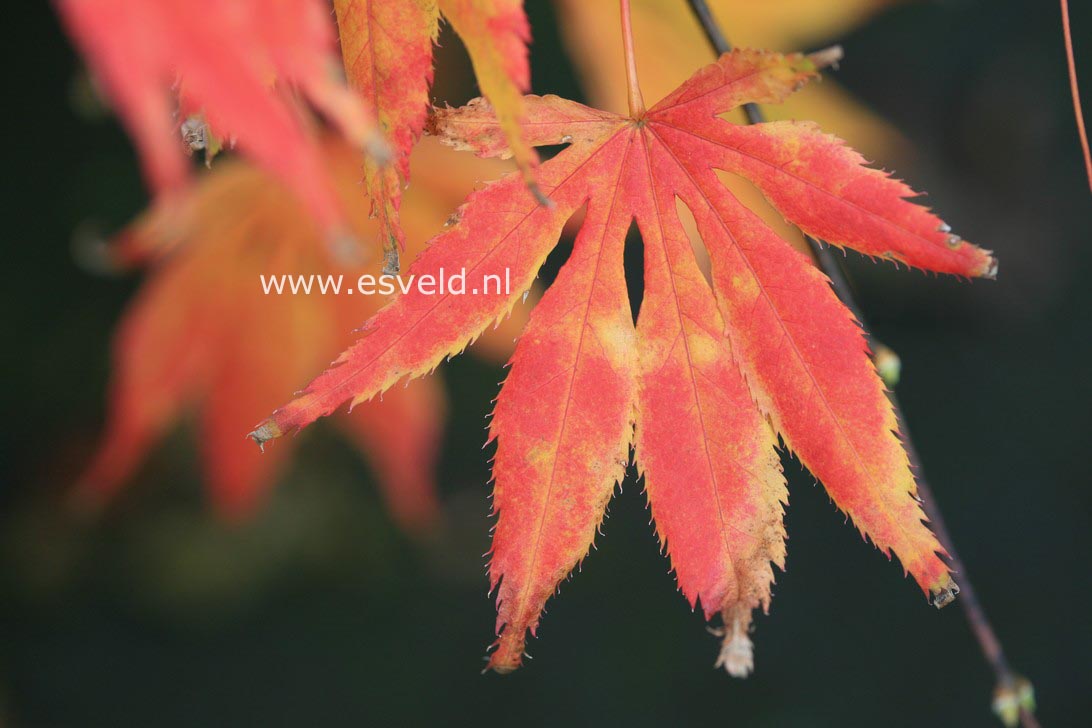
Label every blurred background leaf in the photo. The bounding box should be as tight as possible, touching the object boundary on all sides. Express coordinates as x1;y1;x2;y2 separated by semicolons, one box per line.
76;135;518;525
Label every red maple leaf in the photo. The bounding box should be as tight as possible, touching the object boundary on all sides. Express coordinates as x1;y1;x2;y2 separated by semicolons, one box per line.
250;48;995;673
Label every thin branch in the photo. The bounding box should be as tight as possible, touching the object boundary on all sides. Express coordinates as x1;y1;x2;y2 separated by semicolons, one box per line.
1061;0;1092;193
684;1;1035;725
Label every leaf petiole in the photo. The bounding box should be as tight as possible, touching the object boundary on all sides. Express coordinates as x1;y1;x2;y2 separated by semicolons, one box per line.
619;0;646;119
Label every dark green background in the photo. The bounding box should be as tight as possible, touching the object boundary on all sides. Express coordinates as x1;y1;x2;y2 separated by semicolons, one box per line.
4;1;1090;726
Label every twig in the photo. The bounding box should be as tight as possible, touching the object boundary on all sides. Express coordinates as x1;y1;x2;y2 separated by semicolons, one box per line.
1061;0;1092;193
684;1;1036;725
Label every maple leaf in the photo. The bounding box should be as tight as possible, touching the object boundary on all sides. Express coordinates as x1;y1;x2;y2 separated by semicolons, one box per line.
333;0;539;273
250;48;995;673
57;0;378;236
81;136;521;525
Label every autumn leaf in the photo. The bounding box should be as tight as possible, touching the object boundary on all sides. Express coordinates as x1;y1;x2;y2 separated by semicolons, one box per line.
80;136;521;526
333;0;539;273
250;48;995;673
57;0;379;236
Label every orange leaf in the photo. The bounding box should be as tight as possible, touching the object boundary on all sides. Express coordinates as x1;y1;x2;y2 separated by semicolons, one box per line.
81;137;517;525
253;48;994;671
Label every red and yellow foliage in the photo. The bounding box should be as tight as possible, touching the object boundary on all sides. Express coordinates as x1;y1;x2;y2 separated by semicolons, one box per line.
57;0;1011;685
251;48;994;671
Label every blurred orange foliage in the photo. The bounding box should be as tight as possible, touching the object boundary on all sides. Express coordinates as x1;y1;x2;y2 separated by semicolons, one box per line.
80;138;520;526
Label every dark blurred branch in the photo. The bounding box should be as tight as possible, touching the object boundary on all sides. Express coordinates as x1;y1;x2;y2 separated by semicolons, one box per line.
685;1;1036;725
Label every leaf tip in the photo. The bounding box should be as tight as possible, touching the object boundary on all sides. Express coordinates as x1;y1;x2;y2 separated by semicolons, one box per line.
982;255;999;281
713;617;754;678
382;245;401;276
930;576;961;609
484;624;529;675
807;45;844;72
71;221;125;276
713;605;759;678
247;420;284;452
